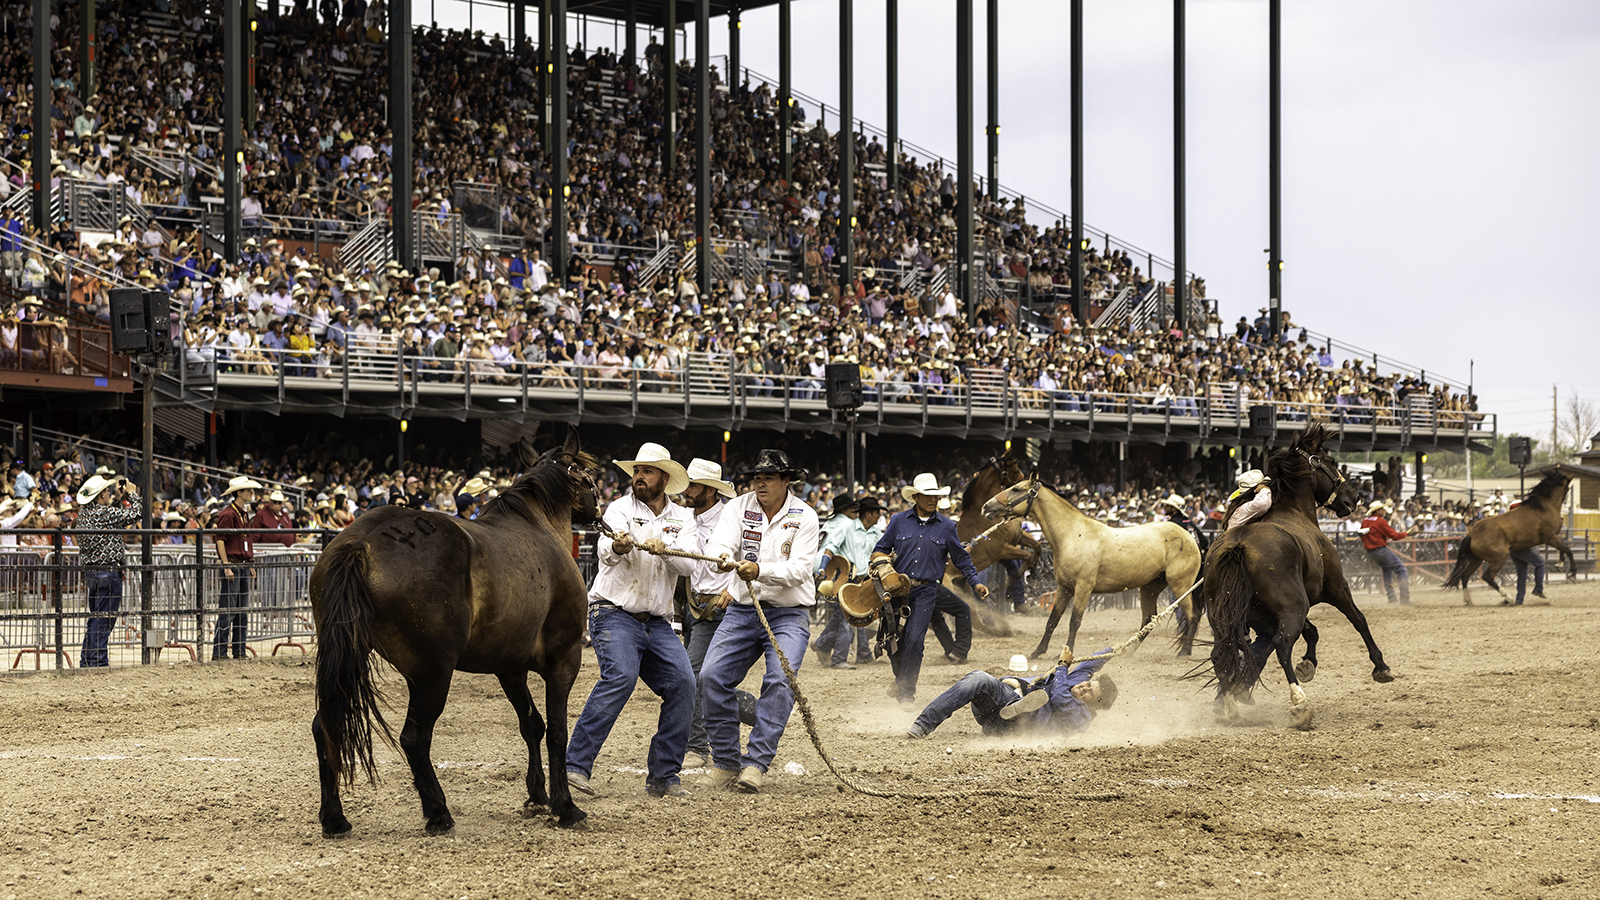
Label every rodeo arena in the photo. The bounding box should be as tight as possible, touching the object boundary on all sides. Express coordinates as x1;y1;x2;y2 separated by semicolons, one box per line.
3;0;1599;896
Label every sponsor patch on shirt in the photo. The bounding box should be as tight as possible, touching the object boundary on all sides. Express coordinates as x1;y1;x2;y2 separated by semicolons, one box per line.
663;525;681;535
744;510;763;522
742;529;763;542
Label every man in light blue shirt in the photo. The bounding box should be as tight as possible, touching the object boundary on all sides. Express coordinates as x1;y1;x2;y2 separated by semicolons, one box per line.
811;495;885;668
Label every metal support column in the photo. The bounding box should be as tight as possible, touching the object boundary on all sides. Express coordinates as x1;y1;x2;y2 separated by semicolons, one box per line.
223;0;243;259
663;0;676;176
956;0;974;320
81;0;96;99
695;0;711;298
31;0;50;230
139;359;155;665
778;0;791;180
390;0;413;267
246;1;257;132
886;0;898;195
624;0;636;64
1069;0;1085;327
540;0;552;151
552;0;569;285
985;0;998;201
514;0;526;53
838;0;853;292
1268;0;1283;342
728;5;740;86
1174;0;1187;332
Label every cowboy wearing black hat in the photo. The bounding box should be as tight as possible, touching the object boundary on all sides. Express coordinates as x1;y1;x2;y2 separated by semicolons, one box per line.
698;449;821;794
812;494;886;668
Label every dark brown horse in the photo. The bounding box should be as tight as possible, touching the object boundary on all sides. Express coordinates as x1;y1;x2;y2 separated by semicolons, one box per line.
311;429;599;836
1441;472;1576;603
946;453;1040;635
1185;425;1394;730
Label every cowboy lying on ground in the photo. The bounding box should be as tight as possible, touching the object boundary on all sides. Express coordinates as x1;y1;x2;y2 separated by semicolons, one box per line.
906;645;1118;739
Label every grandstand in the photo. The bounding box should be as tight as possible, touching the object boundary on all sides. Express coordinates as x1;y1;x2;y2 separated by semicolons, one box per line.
2;0;1495;487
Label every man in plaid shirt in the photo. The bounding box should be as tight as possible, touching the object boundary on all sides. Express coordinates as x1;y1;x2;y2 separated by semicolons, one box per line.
74;474;141;667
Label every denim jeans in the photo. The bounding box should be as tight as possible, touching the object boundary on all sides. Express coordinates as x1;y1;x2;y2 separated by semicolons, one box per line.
567;603;696;788
814;598;872;665
699;604;810;774
1365;546;1409;602
1510;547;1545;601
887;584;938;703
930;585;973;661
683;607;724;758
214;569;252;659
911;670;1022;736
81;569;123;668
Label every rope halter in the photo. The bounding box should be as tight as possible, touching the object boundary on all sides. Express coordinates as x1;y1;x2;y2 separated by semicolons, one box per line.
1297;448;1346;508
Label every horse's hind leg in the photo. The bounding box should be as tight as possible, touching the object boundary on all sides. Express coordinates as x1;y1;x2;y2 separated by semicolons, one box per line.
498;673;549;813
312;711;351;837
1294;620;1319;682
399;673;456;836
1272;625;1313;731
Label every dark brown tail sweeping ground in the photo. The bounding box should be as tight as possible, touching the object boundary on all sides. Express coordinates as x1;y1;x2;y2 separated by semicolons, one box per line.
1207;546;1254;697
1440;535;1478;589
315;541;394;786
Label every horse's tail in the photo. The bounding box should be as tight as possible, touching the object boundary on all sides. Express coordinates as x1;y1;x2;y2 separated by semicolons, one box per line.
1441;535;1478;589
1206;545;1255;697
314;540;393;786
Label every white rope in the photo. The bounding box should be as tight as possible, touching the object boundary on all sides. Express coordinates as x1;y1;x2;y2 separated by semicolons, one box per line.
1068;577;1206;663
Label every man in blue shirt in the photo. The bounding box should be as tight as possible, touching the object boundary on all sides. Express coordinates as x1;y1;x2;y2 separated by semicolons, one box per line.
872;473;988;704
907;647;1118;738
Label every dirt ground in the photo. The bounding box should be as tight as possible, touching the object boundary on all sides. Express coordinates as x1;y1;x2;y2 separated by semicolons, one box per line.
3;582;1598;900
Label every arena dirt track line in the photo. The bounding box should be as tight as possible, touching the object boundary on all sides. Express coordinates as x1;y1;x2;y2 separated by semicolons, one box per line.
3;586;1597;899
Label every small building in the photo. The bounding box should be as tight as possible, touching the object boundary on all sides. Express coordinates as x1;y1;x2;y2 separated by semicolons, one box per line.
1577;432;1600;509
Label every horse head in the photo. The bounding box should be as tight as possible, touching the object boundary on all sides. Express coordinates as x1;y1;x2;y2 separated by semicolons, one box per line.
1280;423;1357;517
515;426;602;523
980;477;1040;521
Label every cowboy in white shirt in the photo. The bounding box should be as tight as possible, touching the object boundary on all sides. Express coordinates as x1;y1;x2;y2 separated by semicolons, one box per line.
679;458;738;770
566;443;699;800
697;449;821;794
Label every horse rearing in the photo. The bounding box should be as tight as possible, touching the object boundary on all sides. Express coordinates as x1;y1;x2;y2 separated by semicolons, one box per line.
311;429;599;836
1188;424;1394;730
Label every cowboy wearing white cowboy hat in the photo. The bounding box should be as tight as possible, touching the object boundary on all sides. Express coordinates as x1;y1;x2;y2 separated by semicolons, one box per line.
1225;469;1273;531
1360;500;1411;604
213;476;263;660
567;443;700;799
73;473;141;667
699;448;821;794
1157;493;1210;557
678;457;739;770
870;473;988;706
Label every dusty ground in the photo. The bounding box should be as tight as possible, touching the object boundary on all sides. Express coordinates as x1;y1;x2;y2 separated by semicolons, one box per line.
3;582;1598;900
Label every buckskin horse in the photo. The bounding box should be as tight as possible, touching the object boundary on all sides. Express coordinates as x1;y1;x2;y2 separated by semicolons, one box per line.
1184;424;1395;730
311;429;599;836
982;475;1201;658
1440;472;1576;604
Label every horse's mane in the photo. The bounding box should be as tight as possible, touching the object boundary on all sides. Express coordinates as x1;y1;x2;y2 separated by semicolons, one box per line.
480;450;598;521
1522;472;1569;508
1262;423;1331;514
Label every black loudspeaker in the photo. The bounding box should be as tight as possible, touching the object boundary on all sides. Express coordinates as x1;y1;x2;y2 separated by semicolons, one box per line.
109;288;150;353
825;362;863;410
1248;404;1275;438
1508;435;1532;467
144;291;173;356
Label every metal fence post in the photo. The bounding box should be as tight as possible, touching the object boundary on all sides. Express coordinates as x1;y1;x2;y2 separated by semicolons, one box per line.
52;528;64;670
195;526;207;664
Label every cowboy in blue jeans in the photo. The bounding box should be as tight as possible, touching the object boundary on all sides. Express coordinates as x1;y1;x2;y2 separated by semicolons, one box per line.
73;474;141;667
213;476;262;660
1360;501;1410;604
1509;547;1546;605
908;647;1118;738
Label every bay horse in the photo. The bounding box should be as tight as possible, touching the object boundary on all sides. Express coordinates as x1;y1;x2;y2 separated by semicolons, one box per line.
1185;424;1394;730
1440;472;1576;603
981;476;1201;658
944;453;1041;636
311;428;599;836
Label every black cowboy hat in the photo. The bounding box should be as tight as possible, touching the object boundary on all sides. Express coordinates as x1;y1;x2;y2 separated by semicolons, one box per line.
830;494;860;516
745;448;805;480
855;495;886;514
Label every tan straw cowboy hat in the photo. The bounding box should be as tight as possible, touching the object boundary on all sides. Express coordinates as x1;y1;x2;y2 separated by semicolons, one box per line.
615;443;690;495
901;472;952;502
685;457;735;499
222;476;264;496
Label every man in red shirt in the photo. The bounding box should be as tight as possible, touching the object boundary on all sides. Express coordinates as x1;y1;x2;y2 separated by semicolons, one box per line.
214;476;262;660
1360;500;1410;604
248;490;296;548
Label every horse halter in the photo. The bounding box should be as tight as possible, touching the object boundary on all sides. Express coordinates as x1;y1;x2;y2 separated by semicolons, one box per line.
1297;448;1346;507
993;478;1041;520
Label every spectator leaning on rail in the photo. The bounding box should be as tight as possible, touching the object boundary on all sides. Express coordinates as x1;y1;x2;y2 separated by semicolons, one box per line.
1360;500;1411;605
213;476;262;661
698;449;821;794
74;473;141;668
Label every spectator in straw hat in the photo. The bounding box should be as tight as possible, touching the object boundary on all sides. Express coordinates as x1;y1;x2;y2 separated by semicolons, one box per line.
214;476;263;660
678;457;738;770
248;489;296;547
566;442;700;799
74;473;141;667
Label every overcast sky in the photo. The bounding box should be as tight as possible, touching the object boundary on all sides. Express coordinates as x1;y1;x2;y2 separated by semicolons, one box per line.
453;0;1599;444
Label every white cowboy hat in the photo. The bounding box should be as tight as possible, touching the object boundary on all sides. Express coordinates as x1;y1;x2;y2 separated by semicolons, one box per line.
615;443;690;495
901;472;951;502
1367;500;1391;515
1236;469;1267;490
222;476;264;496
266;490;286;503
1158;494;1187;510
461;476;491;497
76;474;120;504
685;457;735;499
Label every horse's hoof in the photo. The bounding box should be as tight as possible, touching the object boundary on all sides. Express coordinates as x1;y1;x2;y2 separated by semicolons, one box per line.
1221;694;1241;722
1295;660;1317;682
1372;667;1395;683
321;817;352;838
521;799;549;818
556;811;590;831
424;818;456;837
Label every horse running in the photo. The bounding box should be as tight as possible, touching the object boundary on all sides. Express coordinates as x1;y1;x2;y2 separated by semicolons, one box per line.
1440;472;1576;603
1184;424;1394;730
311;430;599;835
981;475;1201;658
